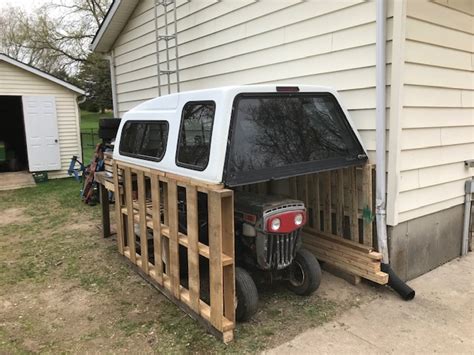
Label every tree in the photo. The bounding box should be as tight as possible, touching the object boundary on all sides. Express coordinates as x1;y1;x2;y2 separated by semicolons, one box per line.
0;0;113;112
76;53;112;113
0;5;70;74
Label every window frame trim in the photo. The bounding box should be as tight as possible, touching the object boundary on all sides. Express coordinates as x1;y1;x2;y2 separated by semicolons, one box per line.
119;120;169;162
175;100;216;172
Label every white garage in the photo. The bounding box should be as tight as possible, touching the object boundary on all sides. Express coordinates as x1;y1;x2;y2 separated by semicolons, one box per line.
0;54;85;180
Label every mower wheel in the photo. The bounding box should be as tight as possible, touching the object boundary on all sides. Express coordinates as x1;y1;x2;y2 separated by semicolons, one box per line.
235;267;258;322
287;248;321;296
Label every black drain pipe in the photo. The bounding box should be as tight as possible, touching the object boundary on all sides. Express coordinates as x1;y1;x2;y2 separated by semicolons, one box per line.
381;264;416;300
375;0;415;300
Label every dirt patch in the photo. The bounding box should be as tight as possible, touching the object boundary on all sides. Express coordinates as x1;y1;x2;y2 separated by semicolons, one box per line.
0;207;29;226
0;283;100;352
65;220;99;233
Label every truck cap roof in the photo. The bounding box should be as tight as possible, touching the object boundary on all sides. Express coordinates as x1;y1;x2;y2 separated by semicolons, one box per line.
114;85;367;186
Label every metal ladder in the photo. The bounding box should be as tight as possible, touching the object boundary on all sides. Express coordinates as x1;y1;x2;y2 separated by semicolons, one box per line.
154;0;180;95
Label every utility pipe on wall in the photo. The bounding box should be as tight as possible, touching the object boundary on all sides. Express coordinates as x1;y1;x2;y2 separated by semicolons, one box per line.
376;0;415;300
462;179;473;255
107;50;119;118
375;0;389;264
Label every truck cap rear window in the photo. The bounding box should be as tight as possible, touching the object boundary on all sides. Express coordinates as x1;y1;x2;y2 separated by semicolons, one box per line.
224;93;367;186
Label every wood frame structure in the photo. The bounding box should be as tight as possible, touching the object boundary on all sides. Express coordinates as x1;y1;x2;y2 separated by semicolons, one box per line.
240;165;387;284
97;154;386;342
111;159;236;342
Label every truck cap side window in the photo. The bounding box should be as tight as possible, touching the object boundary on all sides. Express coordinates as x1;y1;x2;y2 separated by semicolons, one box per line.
176;101;215;171
119;121;169;161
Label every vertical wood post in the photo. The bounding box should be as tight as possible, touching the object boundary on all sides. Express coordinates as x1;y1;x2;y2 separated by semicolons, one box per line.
112;162;124;254
186;185;200;313
308;174;319;230
323;171;331;232
336;169;344;236
151;174;163;284
137;171;149;273
208;190;224;331
362;164;373;246
99;183;111;238
221;192;235;324
350;167;359;242
167;180;180;299
124;167;136;263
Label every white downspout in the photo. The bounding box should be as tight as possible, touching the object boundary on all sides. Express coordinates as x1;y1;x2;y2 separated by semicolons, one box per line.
375;0;389;264
107;49;119;118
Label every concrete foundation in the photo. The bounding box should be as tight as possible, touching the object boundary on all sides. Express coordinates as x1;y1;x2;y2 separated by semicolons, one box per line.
388;204;464;281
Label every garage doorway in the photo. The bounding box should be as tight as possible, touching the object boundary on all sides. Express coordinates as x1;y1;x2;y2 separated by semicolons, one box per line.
0;96;28;172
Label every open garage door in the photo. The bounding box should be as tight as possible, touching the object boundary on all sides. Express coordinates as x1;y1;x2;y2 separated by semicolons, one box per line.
22;96;61;172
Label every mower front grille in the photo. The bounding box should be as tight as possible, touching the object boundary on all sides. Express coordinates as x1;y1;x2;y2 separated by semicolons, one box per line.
264;230;300;270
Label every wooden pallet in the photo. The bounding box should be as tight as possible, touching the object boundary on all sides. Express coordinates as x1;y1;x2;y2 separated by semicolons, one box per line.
239;165;387;284
112;160;235;343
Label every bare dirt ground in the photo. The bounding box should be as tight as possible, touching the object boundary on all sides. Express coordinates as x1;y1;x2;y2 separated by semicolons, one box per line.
0;207;30;226
0;179;381;353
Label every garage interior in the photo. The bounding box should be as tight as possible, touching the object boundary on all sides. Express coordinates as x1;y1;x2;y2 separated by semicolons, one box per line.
0;95;29;172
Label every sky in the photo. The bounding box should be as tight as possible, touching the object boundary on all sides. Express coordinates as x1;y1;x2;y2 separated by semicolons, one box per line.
0;0;59;11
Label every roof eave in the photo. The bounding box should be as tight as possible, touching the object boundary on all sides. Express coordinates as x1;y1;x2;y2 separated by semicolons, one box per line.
0;54;85;95
91;0;140;53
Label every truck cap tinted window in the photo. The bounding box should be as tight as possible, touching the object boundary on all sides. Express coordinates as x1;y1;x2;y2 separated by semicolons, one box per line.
176;101;215;171
119;121;168;161
224;93;367;186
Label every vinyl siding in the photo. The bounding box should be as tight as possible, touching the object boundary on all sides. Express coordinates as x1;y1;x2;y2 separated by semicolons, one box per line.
0;60;82;178
112;0;395;163
109;0;474;225
397;0;474;223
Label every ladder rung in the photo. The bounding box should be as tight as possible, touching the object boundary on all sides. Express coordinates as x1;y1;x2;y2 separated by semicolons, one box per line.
158;35;176;41
157;0;174;6
160;70;176;74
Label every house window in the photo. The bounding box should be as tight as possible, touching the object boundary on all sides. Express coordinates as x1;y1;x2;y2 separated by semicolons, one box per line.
176;101;215;170
119;121;168;161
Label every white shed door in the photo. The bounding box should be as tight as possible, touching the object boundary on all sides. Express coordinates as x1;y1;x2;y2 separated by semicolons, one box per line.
22;96;61;171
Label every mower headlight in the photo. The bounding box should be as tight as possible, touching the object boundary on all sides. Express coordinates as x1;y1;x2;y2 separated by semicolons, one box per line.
294;213;304;226
270;218;281;231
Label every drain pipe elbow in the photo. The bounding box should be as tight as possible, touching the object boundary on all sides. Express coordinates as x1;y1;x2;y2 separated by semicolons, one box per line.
381;263;416;300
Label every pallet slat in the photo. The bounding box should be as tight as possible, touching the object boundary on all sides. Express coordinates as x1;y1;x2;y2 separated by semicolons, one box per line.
137;171;149;274
186;185;201;314
112;163;124;255
124;167;137;264
208;190;224;332
151;175;163;284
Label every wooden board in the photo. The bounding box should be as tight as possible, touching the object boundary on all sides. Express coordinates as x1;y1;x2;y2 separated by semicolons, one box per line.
186;185;200;314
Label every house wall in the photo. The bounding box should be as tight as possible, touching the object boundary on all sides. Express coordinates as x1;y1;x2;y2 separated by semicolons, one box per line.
0;60;82;178
110;0;473;224
388;0;473;280
396;0;474;224
111;0;396;163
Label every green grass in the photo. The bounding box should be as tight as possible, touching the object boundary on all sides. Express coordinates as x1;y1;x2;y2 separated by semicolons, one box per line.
0;180;346;353
80;110;113;163
80;110;113;132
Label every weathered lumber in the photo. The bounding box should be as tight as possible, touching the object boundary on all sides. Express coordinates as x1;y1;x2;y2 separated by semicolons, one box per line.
302;228;387;285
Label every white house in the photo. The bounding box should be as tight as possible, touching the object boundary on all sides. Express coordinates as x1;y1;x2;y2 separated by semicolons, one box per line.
91;0;474;280
0;54;85;179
